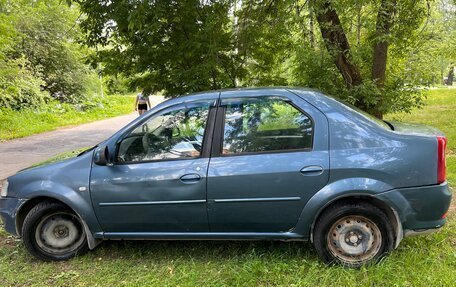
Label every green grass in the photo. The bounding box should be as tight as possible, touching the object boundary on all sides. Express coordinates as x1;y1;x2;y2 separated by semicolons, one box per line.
386;88;456;153
0;95;136;141
1;88;455;286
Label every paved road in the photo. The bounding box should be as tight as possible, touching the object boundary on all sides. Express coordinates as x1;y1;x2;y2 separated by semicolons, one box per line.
0;97;164;180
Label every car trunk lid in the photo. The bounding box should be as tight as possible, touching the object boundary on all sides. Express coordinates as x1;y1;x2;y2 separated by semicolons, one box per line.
387;121;445;137
388;121;447;184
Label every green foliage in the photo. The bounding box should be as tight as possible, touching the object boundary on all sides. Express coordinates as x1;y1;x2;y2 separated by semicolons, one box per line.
0;0;101;111
104;74;133;95
11;0;99;103
0;57;51;110
292;46;345;96
79;0;238;97
76;0;456;116
235;0;295;86
0;0;454;115
0;1;50;110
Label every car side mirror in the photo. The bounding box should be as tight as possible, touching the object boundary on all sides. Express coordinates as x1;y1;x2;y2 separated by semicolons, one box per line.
94;145;113;166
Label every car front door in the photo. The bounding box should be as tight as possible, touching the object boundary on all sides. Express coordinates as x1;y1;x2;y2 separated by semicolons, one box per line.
90;98;217;234
207;90;329;232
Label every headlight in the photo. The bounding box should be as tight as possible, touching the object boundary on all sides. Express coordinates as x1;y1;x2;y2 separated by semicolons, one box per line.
1;180;8;197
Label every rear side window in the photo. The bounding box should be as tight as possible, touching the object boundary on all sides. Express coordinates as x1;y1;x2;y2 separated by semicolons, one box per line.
221;97;313;154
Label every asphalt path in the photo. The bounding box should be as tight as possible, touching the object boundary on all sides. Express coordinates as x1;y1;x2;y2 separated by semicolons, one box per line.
0;96;164;181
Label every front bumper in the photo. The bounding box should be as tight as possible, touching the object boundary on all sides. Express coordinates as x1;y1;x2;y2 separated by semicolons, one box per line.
375;182;452;235
0;197;26;236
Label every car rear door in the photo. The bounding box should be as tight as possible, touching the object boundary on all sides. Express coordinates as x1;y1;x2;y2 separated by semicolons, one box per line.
89;96;218;234
207;89;329;232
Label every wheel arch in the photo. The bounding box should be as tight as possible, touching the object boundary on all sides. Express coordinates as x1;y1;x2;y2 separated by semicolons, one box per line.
16;195;101;250
308;194;403;248
294;177;402;247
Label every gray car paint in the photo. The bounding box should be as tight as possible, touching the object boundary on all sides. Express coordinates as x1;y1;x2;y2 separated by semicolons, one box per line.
207;89;330;233
0;87;451;249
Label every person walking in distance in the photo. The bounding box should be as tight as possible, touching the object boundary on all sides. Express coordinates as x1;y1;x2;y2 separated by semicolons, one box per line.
135;89;151;116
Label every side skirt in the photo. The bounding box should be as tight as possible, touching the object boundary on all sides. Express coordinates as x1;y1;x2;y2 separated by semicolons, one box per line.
94;232;307;241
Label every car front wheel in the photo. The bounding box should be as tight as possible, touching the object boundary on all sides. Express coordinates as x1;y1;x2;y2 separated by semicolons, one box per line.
313;201;394;268
22;201;88;261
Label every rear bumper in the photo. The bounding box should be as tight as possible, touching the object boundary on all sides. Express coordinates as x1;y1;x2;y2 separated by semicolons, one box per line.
375;182;452;235
0;197;26;236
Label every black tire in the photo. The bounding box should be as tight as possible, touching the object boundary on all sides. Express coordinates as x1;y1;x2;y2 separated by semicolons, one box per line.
313;201;394;268
22;201;89;261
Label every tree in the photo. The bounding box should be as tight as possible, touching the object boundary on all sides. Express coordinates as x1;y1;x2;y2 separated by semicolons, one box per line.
447;65;455;85
0;0;49;110
370;0;396;117
77;0;238;96
11;0;98;103
75;0;449;117
0;0;100;110
311;0;430;118
313;0;363;90
371;0;396;89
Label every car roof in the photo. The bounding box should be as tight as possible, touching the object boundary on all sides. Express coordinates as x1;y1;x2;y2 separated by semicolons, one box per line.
179;86;319;97
152;87;323;110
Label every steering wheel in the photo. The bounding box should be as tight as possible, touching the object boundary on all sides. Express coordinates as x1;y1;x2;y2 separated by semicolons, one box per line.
142;133;161;153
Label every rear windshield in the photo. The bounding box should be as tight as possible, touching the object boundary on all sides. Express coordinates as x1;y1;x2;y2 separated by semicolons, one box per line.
325;95;391;130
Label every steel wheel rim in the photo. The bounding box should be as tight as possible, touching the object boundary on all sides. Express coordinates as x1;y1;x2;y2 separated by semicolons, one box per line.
34;211;85;255
327;215;382;264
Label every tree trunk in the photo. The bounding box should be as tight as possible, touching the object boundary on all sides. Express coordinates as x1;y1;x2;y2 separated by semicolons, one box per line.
356;3;362;45
313;1;363;89
309;0;315;48
372;0;396;87
447;66;454;86
371;0;396;119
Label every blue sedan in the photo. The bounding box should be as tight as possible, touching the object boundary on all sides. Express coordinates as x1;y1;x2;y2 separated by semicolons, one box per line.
0;88;452;267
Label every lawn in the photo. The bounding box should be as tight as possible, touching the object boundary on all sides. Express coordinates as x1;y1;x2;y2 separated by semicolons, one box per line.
0;95;136;141
0;88;455;286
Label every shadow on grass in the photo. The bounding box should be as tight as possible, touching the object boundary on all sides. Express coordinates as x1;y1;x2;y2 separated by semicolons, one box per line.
82;239;320;263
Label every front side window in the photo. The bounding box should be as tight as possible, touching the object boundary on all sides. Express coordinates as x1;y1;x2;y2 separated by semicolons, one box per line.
222;97;313;154
117;102;211;162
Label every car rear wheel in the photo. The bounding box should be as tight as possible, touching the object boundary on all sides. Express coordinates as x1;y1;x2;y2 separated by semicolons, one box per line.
22;201;88;261
313;201;394;268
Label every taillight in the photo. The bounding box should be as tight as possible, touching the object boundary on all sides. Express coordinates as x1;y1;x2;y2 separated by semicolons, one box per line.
437;136;447;184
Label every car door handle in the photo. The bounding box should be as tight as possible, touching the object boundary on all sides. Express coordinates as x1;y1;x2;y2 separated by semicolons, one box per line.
300;166;324;175
180;173;201;183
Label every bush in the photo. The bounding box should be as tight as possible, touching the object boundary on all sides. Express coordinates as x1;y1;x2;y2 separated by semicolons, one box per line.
0;0;102;110
104;75;133;95
0;57;51;110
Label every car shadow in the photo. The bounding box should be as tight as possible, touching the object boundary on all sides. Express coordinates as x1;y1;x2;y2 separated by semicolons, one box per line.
88;239;320;262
